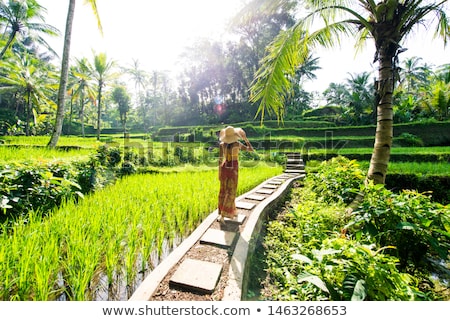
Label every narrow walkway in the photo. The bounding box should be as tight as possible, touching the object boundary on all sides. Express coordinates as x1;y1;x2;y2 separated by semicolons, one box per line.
129;153;305;301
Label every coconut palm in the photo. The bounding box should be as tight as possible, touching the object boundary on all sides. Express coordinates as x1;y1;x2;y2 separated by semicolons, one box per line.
420;64;450;119
68;57;96;137
88;52;116;140
0;0;59;59
0;53;58;135
48;0;102;147
399;56;430;92
249;0;449;184
122;58;148;108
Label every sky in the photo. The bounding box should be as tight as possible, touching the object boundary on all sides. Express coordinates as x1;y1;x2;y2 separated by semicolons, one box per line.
38;0;449;93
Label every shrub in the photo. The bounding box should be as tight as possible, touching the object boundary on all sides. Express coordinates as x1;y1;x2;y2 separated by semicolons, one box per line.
306;156;365;204
346;182;450;270
395;133;424;147
262;189;423;301
0;163;82;220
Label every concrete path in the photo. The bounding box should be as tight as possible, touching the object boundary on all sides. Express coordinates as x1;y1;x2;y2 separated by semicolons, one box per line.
129;153;305;300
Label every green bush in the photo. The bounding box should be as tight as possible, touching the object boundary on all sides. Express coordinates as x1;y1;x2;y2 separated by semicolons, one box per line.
395;133;424;147
262;189;424;301
0;163;82;221
257;157;448;301
305;156;365;204
346;183;450;270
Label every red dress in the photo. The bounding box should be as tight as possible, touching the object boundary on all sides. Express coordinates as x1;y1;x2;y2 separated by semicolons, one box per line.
218;143;240;218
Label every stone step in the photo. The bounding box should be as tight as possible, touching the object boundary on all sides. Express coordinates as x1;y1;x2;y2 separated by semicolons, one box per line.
256;188;275;195
169;258;223;294
245;194;266;201
286;166;305;170
286;164;305;168
223;214;246;225
284;169;306;174
268;179;283;185
262;184;278;189
200;229;237;249
236;201;256;210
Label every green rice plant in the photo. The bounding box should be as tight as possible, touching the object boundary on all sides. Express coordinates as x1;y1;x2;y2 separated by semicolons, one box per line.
0;135;102;148
61;217;103;300
358;161;450;176
0;146;93;163
124;227;139;286
33;222;60;300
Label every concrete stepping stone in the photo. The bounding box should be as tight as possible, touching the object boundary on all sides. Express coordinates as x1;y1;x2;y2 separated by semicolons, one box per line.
256;188;274;194
224;214;246;225
245;194;266;201
263;184;278;189
269;180;283;185
236;201;256;210
200;229;237;248
169;258;223;294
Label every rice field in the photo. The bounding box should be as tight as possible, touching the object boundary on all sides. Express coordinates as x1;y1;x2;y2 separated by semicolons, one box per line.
0;164;282;301
0;146;93;164
358;161;450;176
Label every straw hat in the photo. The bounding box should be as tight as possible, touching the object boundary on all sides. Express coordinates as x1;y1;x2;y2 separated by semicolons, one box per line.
219;126;242;144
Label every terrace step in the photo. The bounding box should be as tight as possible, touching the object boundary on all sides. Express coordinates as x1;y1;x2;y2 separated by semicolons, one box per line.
169;258;223;294
285;169;306;175
286;164;305;170
284;152;305;175
245;194;266;201
200;229;237;249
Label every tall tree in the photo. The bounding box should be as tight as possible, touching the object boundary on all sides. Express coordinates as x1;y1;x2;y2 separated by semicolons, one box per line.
69;57;96;136
250;0;449;184
88;52;116;140
48;0;102;147
122;58;148;108
111;85;130;133
400;56;429;92
0;0;59;59
324;71;374;125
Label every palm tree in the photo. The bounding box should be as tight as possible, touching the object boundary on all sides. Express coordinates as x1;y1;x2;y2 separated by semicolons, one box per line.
0;0;59;59
88;52;116;140
69;57;96;136
250;0;449;184
0;53;58;135
420;63;450;119
400;56;429;92
48;0;102;147
122;58;148;108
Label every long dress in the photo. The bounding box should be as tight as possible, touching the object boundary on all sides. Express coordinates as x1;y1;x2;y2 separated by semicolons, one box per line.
218;143;239;218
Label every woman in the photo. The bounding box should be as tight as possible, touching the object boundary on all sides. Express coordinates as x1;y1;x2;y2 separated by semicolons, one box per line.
218;126;254;223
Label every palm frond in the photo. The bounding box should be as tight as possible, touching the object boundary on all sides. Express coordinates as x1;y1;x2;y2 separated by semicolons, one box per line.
249;24;306;124
435;8;450;46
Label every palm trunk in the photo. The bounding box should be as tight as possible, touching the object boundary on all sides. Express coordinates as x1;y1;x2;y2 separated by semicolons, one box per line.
80;93;85;137
96;82;103;141
367;47;395;185
25;91;31;136
0;32;17;60
48;0;76;147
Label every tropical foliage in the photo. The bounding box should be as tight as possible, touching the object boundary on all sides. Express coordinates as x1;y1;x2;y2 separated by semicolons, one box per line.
257;157;449;301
